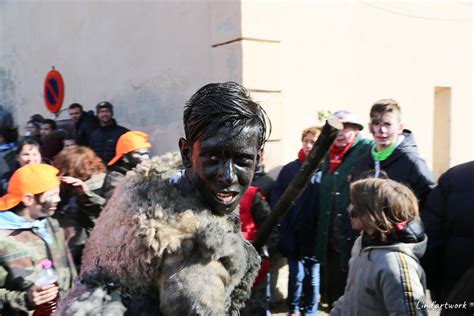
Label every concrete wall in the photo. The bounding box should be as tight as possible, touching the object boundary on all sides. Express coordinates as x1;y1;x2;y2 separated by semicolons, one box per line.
1;1;472;179
0;0;242;155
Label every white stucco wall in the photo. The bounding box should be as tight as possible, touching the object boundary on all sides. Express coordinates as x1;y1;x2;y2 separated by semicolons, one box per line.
1;0;472;179
239;1;472;177
0;0;242;155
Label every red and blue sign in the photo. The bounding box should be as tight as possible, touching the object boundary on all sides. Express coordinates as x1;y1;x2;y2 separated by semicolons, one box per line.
43;68;64;114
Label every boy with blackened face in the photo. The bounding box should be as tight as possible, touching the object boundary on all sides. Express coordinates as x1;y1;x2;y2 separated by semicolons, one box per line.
179;82;268;216
61;82;271;315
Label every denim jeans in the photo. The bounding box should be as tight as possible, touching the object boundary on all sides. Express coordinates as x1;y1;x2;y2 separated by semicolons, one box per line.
287;256;320;315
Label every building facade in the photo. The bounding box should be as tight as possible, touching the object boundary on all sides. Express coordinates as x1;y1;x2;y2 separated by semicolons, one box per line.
1;0;472;178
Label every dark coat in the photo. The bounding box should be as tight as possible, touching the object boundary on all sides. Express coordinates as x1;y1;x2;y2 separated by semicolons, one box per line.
89;119;128;164
352;130;435;206
315;137;372;270
270;159;319;258
75;111;100;146
420;161;474;302
251;165;274;199
40;129;67;162
0;106;13;128
0;143;16;176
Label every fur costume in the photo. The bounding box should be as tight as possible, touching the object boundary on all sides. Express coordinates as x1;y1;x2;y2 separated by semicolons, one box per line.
58;152;261;315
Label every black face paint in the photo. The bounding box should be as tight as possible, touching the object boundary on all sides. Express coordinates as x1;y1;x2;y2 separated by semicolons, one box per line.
123;148;151;168
35;193;59;218
186;125;260;216
40;200;55;217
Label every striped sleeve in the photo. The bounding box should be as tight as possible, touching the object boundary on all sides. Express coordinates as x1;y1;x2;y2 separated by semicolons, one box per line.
397;253;417;315
380;252;428;316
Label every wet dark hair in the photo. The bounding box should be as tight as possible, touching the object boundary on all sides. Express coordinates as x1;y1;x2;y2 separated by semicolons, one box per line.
16;139;40;155
68;103;83;112
183;82;270;150
42;119;57;130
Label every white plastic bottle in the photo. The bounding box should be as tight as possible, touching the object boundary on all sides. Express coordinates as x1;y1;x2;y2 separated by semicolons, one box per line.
33;259;59;316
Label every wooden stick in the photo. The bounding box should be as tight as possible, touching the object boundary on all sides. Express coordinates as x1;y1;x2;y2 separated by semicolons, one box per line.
252;118;342;251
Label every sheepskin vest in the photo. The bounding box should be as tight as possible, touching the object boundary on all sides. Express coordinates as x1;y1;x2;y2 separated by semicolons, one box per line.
74;152;261;315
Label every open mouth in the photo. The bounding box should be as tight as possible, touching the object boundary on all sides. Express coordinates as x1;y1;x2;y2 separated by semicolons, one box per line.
376;136;389;143
214;191;239;205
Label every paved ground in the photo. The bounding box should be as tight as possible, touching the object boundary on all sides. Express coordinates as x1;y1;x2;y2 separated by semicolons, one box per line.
270;292;440;315
269;299;329;316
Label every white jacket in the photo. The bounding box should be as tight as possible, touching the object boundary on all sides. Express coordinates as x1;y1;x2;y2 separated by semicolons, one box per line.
332;221;428;316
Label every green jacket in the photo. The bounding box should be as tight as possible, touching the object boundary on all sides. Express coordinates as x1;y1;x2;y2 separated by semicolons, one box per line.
315;137;372;270
0;217;77;315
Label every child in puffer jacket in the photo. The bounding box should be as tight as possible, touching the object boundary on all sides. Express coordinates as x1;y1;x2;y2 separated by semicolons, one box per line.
331;178;428;316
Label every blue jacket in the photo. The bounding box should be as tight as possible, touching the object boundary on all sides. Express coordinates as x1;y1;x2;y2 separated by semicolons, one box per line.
271;158;320;258
89;119;128;164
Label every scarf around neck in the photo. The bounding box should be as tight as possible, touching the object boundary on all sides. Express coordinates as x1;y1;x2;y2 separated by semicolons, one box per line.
371;142;397;161
0;211;53;245
371;135;405;178
329;133;360;173
297;148;307;162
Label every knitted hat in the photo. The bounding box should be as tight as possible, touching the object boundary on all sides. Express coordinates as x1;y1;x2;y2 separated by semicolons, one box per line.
96;101;114;114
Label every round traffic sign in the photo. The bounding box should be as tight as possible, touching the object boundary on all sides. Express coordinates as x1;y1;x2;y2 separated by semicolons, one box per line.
44;68;64;113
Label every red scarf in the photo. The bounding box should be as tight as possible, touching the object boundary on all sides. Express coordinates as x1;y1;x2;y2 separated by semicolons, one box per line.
298;148;306;162
329;138;356;173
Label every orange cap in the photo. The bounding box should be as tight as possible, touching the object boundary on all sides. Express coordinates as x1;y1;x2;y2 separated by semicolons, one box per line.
0;164;60;211
107;131;152;166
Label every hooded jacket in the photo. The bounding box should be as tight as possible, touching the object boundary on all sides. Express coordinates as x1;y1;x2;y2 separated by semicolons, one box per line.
58;152;260;315
331;220;428;316
352;130;434;206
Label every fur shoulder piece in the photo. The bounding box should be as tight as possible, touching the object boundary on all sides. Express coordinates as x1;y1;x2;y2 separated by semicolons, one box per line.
128;151;184;180
63;152;260;315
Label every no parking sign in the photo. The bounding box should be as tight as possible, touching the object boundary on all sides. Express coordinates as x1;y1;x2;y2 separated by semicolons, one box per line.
43;67;64;114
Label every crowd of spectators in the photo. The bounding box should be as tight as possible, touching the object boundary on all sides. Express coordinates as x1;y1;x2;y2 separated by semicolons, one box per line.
0;95;472;315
